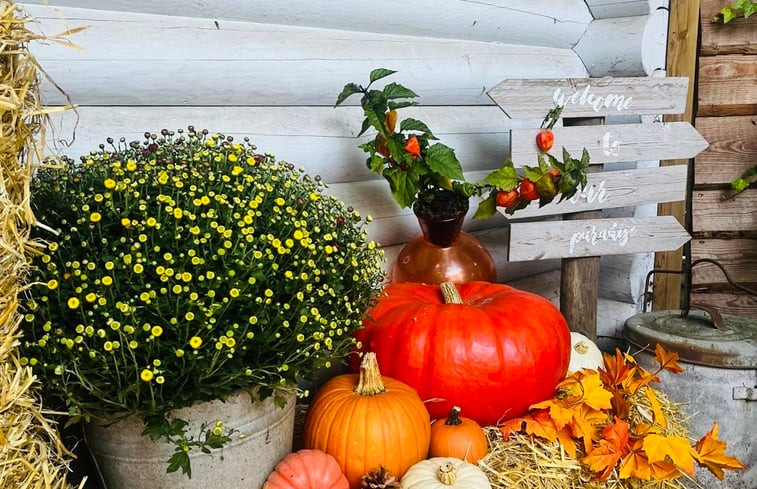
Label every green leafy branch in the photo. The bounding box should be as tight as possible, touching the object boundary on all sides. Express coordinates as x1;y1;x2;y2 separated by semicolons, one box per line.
722;165;757;201
142;416;238;478
712;0;755;23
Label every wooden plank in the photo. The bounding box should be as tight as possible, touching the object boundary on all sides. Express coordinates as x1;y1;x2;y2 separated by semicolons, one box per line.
700;0;757;55
487;77;688;118
47;106;539;185
584;0;666;19
692;189;757;233
510;122;708;165
500;166;688;219
653;0;699;311
24;5;588;107
690;238;757;286
20;0;593;49
688;292;757;318
574;10;668;76
698;55;757;117
508;216;690;261
694;116;757;185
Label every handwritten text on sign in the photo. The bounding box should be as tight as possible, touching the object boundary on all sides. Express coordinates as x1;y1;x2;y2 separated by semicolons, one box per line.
507;216;690;261
487;77;688;118
509;122;709;166
499;166;687;220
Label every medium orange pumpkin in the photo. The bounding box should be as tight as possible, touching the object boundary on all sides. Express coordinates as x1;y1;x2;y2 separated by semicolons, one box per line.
429;406;488;464
303;352;431;489
262;449;349;489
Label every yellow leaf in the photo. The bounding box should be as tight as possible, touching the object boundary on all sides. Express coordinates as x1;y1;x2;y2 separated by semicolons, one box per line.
578;371;613;411
556;427;578;458
619;444;652;480
644;387;667;429
694;422;747;479
642;434;696;476
654;343;684;374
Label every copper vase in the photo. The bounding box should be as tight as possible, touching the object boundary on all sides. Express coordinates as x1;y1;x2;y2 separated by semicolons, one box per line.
391;210;497;284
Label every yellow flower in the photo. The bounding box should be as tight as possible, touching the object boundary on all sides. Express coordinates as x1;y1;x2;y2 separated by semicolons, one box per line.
126;160;137;171
121;217;131;227
232;165;243;176
89;212;102;223
133;264;144;274
67;297;80;309
229;288;239;298
47;279;58;290
104;178;116;189
102;276;113;286
151;325;163;337
189;336;202;349
173;208;183;219
140;369;154;382
146;217;157;227
275;197;285;206
85;293;97;303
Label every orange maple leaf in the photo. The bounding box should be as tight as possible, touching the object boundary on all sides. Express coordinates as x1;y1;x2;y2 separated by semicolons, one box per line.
602;417;629;450
619;440;652;480
556;426;578;458
584;439;625;481
500;410;559;442
642;433;697;476
694;422;747;479
579;371;614;411
500;416;528;438
643;387;667;429
654;343;684;374
600;349;631;387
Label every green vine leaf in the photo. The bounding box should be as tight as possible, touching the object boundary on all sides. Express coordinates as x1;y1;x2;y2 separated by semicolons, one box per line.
369;68;397;83
334;83;361;107
382;82;419;100
483;163;518;191
473;192;497;220
425;144;465;181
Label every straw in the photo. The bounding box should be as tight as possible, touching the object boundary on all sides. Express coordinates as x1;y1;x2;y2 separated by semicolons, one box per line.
0;2;83;487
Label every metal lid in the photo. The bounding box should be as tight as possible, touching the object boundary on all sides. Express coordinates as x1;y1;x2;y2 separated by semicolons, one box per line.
624;310;757;369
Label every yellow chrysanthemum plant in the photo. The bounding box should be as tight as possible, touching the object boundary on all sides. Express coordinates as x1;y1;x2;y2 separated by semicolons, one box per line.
19;127;385;475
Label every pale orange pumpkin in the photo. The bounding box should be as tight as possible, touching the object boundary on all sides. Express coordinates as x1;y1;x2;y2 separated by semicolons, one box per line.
303;352;431;489
429;406;488;463
262;449;349;489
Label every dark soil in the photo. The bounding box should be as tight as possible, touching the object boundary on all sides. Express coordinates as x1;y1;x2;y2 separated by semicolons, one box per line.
412;188;469;220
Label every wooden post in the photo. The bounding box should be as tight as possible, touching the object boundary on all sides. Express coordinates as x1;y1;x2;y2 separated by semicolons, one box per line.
652;0;700;311
560;116;604;341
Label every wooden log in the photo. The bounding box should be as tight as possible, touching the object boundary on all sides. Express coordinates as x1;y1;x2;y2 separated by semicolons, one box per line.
560;116;603;342
574;10;669;76
20;0;594;49
24;5;588;106
692;189;757;233
698;55;757;117
510;122;707;165
47;105;536;185
585;0;667;19
700;0;757;55
599;253;655;304
690;238;757;286
694;115;757;186
653;0;699;312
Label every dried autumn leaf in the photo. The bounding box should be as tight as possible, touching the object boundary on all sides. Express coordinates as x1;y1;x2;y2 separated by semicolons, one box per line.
584;439;625;481
623;365;660;394
619;441;652;480
602;417;629;450
556;427;578;458
644;387;667;429
694;422;747;479
600;349;631;387
643;433;697;476
654;343;684;374
579;371;613;411
500;410;559;442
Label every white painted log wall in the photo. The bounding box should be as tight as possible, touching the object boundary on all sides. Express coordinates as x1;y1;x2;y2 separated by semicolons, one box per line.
21;1;672;334
20;0;593;49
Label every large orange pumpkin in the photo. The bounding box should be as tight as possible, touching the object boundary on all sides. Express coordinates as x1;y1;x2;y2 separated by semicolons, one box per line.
355;281;571;425
303;353;431;489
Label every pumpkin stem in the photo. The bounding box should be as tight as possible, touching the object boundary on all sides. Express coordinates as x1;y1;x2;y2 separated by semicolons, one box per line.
440;282;464;304
445;406;463;426
355;352;386;396
438;462;458;485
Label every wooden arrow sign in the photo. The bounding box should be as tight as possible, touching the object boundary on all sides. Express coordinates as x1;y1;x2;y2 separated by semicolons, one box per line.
507;216;690;261
487;77;688;118
501;165;687;219
510;121;709;166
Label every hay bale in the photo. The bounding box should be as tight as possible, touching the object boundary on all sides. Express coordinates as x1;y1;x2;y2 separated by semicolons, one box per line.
0;2;82;488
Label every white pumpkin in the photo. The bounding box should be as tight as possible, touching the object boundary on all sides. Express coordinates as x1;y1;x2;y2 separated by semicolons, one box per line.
567;332;604;372
401;457;491;489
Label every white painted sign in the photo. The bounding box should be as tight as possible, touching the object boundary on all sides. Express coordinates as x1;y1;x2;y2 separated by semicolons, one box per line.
507;216;690;261
501;166;687;219
487;77;688;118
510;122;709;165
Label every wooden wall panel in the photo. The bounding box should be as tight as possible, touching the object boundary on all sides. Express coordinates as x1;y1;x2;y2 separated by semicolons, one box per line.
690;238;757;285
700;0;757;55
688;292;757;318
698;55;757;117
692;189;757;233
694;115;757;185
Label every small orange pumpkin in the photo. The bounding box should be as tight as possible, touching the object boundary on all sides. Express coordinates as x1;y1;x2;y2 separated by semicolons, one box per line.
429;406;488;463
303;352;431;489
262;449;349;489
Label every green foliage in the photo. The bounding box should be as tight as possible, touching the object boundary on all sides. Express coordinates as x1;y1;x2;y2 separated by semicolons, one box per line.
722;165;757;200
20;128;386;476
712;0;756;23
335;69;589;220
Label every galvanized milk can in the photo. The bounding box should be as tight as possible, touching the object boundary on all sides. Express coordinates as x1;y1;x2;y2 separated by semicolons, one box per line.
624;308;756;489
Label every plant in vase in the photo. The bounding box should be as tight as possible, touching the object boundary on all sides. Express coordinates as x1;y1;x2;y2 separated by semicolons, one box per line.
18;127;385;485
335;68;589;283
